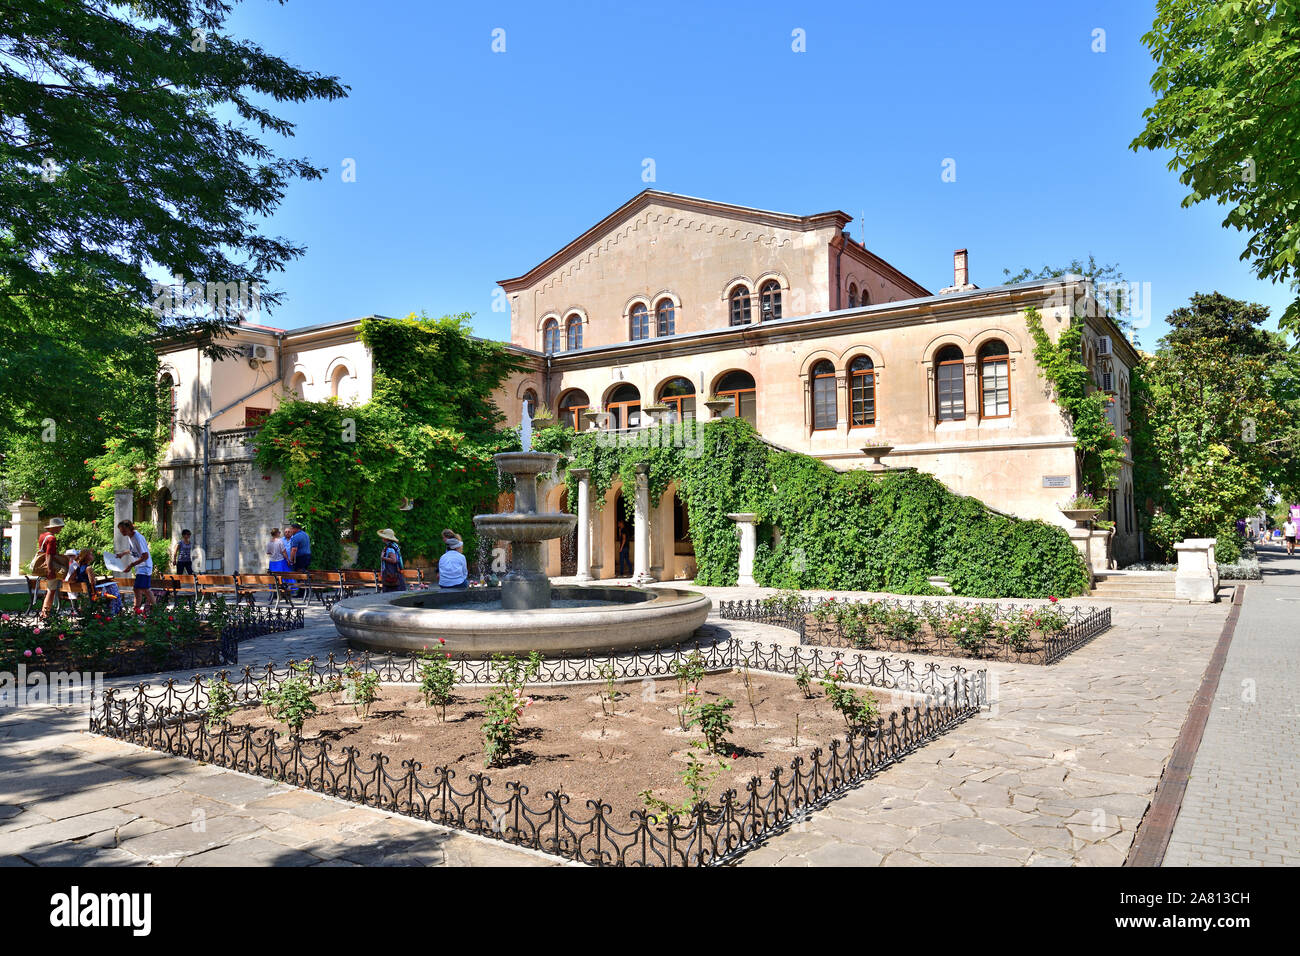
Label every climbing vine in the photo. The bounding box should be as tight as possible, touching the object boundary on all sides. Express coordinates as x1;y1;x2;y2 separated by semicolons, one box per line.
560;417;1089;598
1024;307;1126;496
253;313;523;569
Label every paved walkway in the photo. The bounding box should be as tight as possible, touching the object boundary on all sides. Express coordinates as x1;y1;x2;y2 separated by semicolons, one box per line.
1163;544;1300;865
0;588;1229;866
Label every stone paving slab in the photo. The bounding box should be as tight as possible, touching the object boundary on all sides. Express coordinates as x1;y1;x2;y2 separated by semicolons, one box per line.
1164;545;1300;866
0;588;1228;867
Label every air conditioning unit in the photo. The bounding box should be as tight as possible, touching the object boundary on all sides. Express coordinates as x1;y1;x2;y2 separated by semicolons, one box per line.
1097;335;1112;355
242;343;273;365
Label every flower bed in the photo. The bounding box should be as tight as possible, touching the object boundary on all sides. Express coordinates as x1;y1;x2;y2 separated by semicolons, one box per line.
91;641;984;866
719;593;1112;665
1;598;304;677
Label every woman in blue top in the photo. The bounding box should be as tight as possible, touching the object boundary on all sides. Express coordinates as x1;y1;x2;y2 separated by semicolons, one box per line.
378;529;406;592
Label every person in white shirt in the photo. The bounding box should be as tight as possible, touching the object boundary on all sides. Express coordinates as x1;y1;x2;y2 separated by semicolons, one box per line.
1284;518;1298;556
437;532;469;589
115;520;156;611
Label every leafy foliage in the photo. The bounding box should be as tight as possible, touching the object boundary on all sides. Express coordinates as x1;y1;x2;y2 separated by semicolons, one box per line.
562;417;1089;598
1131;1;1300;334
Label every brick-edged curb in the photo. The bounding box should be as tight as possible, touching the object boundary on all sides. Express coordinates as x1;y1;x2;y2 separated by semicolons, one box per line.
1125;585;1244;866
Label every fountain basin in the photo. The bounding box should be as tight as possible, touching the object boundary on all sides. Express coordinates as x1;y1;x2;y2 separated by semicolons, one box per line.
473;512;576;542
331;584;712;658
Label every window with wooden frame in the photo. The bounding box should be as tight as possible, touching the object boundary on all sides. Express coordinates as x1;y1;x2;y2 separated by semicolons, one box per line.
629;303;649;341
714;370;756;424
846;283;858;308
935;345;966;422
565;314;583;351
978;340;1011;418
655;299;675;336
605;384;641;430
542;319;560;355
657;376;695;421
244;406;271;428
522;389;539;418
557;389;590;430
759;280;782;321
729;286;751;326
848;355;876;427
811;360;837;430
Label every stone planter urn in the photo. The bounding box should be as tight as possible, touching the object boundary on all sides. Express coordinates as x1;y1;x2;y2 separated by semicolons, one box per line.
1060;508;1100;529
861;444;894;471
581;410;603;430
642;404;669;426
531;416;554;430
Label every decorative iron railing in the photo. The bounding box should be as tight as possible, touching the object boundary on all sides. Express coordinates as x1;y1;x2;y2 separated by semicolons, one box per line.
717;595;1112;665
91;639;984;867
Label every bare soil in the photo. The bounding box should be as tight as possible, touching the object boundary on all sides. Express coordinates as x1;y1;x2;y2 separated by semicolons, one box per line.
222;671;913;819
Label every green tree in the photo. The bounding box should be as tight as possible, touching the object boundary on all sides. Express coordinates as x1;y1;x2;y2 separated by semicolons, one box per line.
1131;1;1300;336
1002;257;1140;338
1130;293;1295;556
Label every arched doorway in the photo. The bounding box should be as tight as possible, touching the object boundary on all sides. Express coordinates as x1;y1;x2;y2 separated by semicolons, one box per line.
612;488;632;577
559;484;577;576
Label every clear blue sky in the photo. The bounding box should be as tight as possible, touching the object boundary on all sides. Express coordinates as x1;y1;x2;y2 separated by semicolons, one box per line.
228;0;1293;348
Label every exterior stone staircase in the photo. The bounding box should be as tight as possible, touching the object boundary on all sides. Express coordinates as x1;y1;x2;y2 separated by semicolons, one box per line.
1090;570;1184;602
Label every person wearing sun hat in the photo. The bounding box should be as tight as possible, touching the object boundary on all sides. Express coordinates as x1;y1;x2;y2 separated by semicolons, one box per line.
437;529;468;589
35;518;70;619
377;529;406;592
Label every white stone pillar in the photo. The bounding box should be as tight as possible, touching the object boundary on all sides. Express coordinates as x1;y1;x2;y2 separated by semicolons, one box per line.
728;512;759;587
632;463;653;583
571;468;592;582
1067;526;1094;589
1088;528;1113;574
222;478;240;574
1175;538;1218;603
113;488;134;552
650;497;665;582
9;500;41;577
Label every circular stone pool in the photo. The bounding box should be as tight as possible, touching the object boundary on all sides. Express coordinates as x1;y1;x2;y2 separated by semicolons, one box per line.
330;584;712;658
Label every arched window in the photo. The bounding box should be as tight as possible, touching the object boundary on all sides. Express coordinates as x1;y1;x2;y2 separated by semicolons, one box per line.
979;340;1011;418
714;370;756;424
759;280;782;321
811;360;837;430
565;314;583;351
158;373;176;442
629;303;649;341
330;364;352;399
656;299;675;336
729;286;751;326
542;319;559;355
522;389;539;419
289;371;307;401
605;384;641;430
557;389;590;430
849;356;876;427
847;283;858;308
658;377;695;422
935;345;966;422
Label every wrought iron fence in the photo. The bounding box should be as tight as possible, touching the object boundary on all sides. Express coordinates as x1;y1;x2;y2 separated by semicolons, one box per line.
717;595;1112;665
91;639;984;867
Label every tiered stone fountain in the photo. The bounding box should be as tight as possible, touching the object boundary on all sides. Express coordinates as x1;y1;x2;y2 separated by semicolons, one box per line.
331;407;711;658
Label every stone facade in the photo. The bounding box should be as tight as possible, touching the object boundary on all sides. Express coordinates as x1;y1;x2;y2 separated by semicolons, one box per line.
151;190;1140;580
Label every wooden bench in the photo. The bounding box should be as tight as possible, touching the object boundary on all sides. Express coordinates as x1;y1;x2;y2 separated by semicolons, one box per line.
162;574;199;603
194;574;239;604
341;569;379;597
302;569;344;604
400;568;424;588
236;573;294;608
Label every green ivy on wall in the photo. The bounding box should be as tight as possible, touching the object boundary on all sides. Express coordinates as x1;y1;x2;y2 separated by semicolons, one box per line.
560;417;1090;598
252;313;524;569
1024;306;1126;497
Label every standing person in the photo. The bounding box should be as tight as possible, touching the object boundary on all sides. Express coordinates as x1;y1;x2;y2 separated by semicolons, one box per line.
35;518;69;619
437;531;468;590
286;521;311;571
172;529;194;575
266;528;290;573
1284;516;1298;556
378;529;406;592
114;520;155;612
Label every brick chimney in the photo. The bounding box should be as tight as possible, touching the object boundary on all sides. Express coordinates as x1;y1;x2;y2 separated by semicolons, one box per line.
940;248;978;294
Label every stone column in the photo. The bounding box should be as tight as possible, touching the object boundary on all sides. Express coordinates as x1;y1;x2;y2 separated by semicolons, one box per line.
728;512;759;587
222;478;240;574
1088;527;1113;574
650;497;665;581
1175;538;1218;603
1067;526;1094;589
632;463;654;583
113;488;134;553
8;500;41;577
571;468;592;582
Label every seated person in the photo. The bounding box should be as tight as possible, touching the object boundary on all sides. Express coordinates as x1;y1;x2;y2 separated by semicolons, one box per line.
437;533;469;590
67;548;123;616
